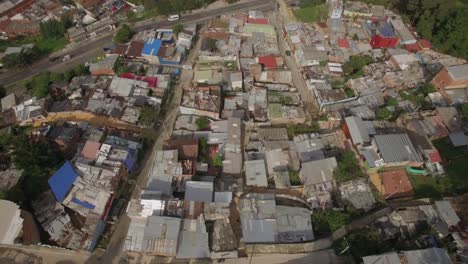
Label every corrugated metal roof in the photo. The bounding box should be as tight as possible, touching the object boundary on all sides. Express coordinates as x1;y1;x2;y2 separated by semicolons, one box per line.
362;252;401;264
404;248;451;264
446;64;468;80
241;218;277;243
345;116;370;145
184;181;213;202
373;134;422;163
435;200;460;227
48;161;78;202
245;159;268;187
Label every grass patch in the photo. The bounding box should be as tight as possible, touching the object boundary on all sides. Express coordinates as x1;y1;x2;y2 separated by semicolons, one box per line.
294;3;328;23
286;123;320;139
408;174;444;199
433;138;467;160
35;37;67;54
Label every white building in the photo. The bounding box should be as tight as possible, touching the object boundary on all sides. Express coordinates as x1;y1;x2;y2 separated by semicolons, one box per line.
0;200;23;244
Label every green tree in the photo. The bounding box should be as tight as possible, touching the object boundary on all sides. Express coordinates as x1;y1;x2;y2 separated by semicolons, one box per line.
205;38;218;52
289;171;301;185
40;19;66;40
376;108;392;120
0;86;6;98
333;150;365;183
172;24;184;36
195;116;210;130
334;227;393;262
4;132;64;200
212;153;223;167
139;106;159;126
312;210;351;235
198;138;208;163
343;55;374;76
461;103;468;120
113;24;134;44
386;97;398;107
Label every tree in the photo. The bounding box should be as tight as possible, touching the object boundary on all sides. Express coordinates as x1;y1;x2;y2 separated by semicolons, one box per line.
462;103;468;120
198;138;208;163
334;227;393;262
172;24;184;36
343;55;374;76
289;171;301;185
40;19;66;40
139;106;159;127
195;116;210;130
114;24;134;44
312;210;351;235
206;38;218;52
4;131;64;200
333;150;365;183
212;153;223;168
386;97;398;107
1;47;41;68
376;108;392;120
0;85;6;98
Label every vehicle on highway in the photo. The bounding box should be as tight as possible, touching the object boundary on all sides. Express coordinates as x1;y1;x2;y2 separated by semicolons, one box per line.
168;14;180;21
62;55;72;62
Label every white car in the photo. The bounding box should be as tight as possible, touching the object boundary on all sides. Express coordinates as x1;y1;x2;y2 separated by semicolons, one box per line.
168;14;180;21
182;64;192;70
62;55;72;62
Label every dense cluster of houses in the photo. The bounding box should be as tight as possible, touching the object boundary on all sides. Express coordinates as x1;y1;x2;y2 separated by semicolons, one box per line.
0;0;122;41
0;0;468;261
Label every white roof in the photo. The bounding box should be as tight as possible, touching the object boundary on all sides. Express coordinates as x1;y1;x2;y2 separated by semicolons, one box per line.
0;200;23;244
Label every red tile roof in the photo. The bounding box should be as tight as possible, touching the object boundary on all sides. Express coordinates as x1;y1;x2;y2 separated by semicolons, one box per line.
418;39;432;49
81;140;101;160
258;56;278;69
379;170;414;199
338;38;350;49
427;150;443;163
405;43;421;53
247;18;269;25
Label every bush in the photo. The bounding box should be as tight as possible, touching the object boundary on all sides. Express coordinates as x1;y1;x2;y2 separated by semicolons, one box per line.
312;210;351;236
114;24;134;44
172;24;184;36
333;150;365;183
195;116;210;130
343;55;374;77
289;171;301;185
376;108;392;119
212;153;223;168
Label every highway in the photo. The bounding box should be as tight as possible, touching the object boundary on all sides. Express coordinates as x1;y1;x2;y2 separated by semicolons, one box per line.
0;0;274;87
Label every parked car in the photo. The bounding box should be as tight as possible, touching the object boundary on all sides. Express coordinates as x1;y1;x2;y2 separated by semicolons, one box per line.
62;55;72;62
168;14;180;21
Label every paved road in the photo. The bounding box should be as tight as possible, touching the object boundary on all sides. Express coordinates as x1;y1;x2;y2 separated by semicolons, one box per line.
0;0;274;87
272;4;320;118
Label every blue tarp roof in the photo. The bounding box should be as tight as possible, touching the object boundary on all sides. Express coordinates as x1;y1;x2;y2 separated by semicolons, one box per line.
72;198;96;209
142;38;162;56
48;161;78;202
124;148;138;172
379;22;395;37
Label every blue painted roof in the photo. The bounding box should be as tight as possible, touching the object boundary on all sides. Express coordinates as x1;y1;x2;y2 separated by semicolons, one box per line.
48;161;78;202
124;148;138;172
380;22;395;37
72;198;96;209
142;38;162;56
